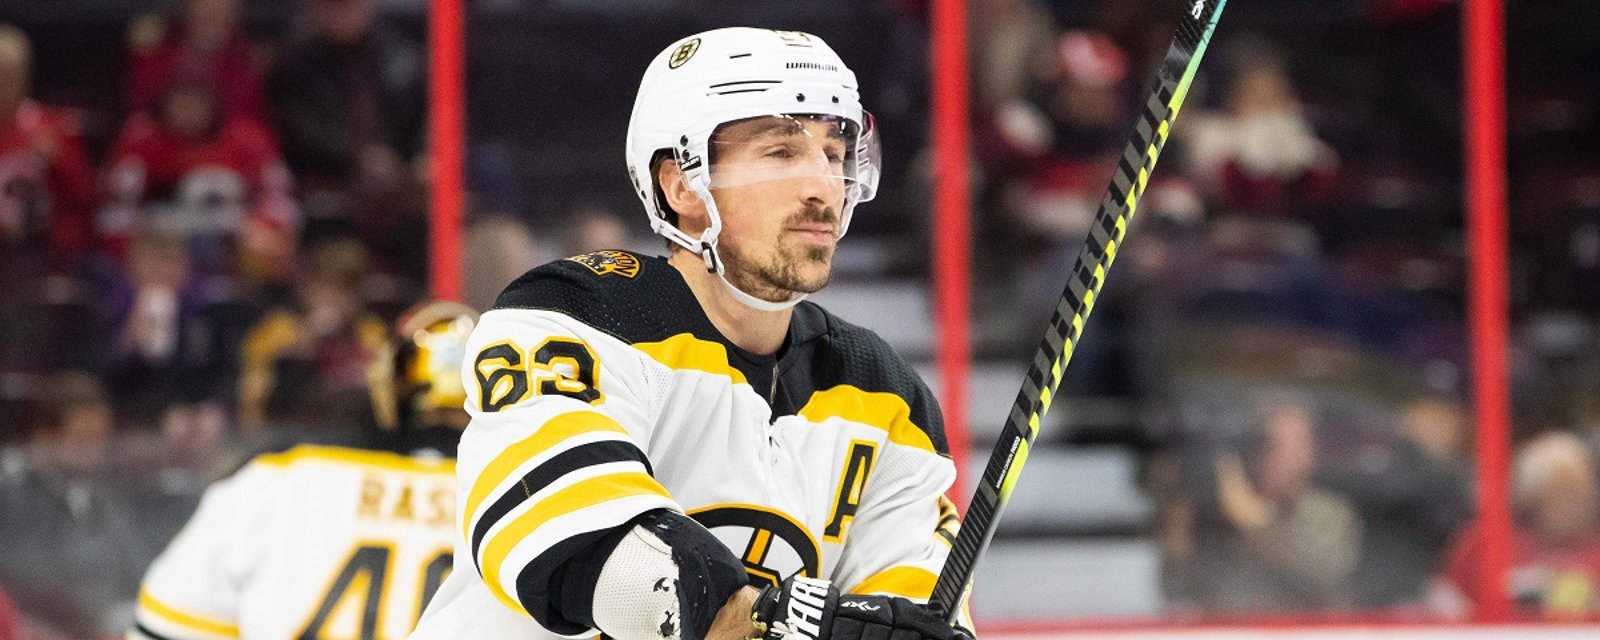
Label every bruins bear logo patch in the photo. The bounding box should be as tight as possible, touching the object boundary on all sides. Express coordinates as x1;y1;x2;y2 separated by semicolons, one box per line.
668;38;700;69
566;251;641;278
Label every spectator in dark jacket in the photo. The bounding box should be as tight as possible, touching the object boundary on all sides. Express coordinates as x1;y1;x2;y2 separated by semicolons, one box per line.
0;373;149;637
268;0;423;230
100;229;234;435
1325;396;1471;608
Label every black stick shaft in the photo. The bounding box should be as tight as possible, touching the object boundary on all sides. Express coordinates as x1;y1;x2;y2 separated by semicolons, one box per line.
930;0;1230;620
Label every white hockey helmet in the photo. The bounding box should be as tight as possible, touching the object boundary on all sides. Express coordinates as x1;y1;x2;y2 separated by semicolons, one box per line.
625;27;881;310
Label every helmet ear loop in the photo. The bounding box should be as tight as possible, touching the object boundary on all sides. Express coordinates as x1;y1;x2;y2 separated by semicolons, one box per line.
644;149;706;254
684;171;725;274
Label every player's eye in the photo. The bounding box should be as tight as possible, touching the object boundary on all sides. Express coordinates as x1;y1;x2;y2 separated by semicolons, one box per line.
823;141;848;163
764;145;795;160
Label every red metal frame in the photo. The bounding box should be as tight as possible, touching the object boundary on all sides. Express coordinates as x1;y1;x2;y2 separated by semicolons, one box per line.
931;0;973;495
428;0;465;302
1464;0;1512;623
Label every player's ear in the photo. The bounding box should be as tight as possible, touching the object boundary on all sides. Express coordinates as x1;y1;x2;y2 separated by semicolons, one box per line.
657;160;709;233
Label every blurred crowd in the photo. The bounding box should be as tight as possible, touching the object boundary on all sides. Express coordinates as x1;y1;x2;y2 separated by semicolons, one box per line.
2;0;1600;636
955;0;1600;624
0;0;481;636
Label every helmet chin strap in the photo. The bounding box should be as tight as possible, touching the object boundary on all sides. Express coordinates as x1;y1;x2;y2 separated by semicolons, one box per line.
689;187;809;312
710;246;809;312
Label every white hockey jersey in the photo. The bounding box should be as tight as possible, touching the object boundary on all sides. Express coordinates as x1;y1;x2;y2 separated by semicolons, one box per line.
132;445;457;640
412;251;963;639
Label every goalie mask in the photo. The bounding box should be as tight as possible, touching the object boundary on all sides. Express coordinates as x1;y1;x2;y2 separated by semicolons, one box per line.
367;300;478;432
626;28;881;311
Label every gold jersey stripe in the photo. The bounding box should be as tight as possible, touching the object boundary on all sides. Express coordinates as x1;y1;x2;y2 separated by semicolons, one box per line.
462;410;630;542
799;385;936;454
479;471;671;614
848;566;939;600
138;589;240;638
254;445;456;474
633;333;749;385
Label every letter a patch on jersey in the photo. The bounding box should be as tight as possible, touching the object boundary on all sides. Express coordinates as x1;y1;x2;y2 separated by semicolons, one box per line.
566;251;642;278
823;441;877;543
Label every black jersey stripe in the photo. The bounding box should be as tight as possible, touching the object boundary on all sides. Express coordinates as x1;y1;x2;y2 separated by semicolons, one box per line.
507;526;620;634
470;439;653;569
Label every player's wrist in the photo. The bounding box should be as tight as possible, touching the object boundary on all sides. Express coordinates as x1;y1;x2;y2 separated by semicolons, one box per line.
706;585;762;640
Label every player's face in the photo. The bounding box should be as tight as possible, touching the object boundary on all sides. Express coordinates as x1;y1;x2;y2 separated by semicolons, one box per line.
708;116;851;302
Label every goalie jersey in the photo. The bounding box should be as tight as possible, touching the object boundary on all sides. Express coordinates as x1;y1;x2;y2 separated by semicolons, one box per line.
411;251;963;638
132;445;457;640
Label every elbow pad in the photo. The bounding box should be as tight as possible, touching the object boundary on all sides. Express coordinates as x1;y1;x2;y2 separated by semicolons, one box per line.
585;510;749;640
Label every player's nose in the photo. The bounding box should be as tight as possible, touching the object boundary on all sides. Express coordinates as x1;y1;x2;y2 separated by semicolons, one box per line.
792;150;846;203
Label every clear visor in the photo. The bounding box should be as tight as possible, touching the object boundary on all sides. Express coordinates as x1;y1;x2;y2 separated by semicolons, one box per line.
705;113;880;205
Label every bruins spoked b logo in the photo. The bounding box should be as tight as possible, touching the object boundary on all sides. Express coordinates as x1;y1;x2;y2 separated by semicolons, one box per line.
668;38;701;69
689;505;820;589
566;251;641;278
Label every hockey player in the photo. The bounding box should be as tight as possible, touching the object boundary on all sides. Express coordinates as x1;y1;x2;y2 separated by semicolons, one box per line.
131;301;478;640
412;28;970;640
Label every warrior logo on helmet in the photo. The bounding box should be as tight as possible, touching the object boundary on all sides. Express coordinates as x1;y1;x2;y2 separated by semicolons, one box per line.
668;38;701;69
567;250;642;278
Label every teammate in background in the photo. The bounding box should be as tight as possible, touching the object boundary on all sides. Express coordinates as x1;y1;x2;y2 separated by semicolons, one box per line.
131;301;477;640
412;28;970;640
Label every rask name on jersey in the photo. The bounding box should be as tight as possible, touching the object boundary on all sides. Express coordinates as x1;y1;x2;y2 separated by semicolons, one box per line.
356;470;455;527
410;251;962;639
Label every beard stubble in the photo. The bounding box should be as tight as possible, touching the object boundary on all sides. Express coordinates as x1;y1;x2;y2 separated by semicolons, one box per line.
721;203;838;302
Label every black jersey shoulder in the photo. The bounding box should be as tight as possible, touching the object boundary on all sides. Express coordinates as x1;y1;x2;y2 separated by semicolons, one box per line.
791;302;949;455
492;251;719;345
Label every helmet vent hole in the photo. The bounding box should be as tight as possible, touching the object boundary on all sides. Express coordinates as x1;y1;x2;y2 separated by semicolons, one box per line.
795;93;806;102
831;96;840;104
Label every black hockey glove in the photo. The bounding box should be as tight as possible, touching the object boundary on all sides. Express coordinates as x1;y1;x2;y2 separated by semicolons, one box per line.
751;576;972;640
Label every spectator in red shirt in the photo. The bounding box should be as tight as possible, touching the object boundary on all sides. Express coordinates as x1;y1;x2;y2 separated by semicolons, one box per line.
101;79;293;268
125;0;266;123
0;24;96;266
989;30;1133;243
1183;40;1339;218
1431;431;1600;619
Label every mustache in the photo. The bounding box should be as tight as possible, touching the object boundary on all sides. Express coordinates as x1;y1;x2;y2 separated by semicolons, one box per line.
787;203;839;228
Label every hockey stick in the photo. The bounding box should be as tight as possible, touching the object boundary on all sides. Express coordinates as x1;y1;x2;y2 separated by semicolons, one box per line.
930;0;1229;620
